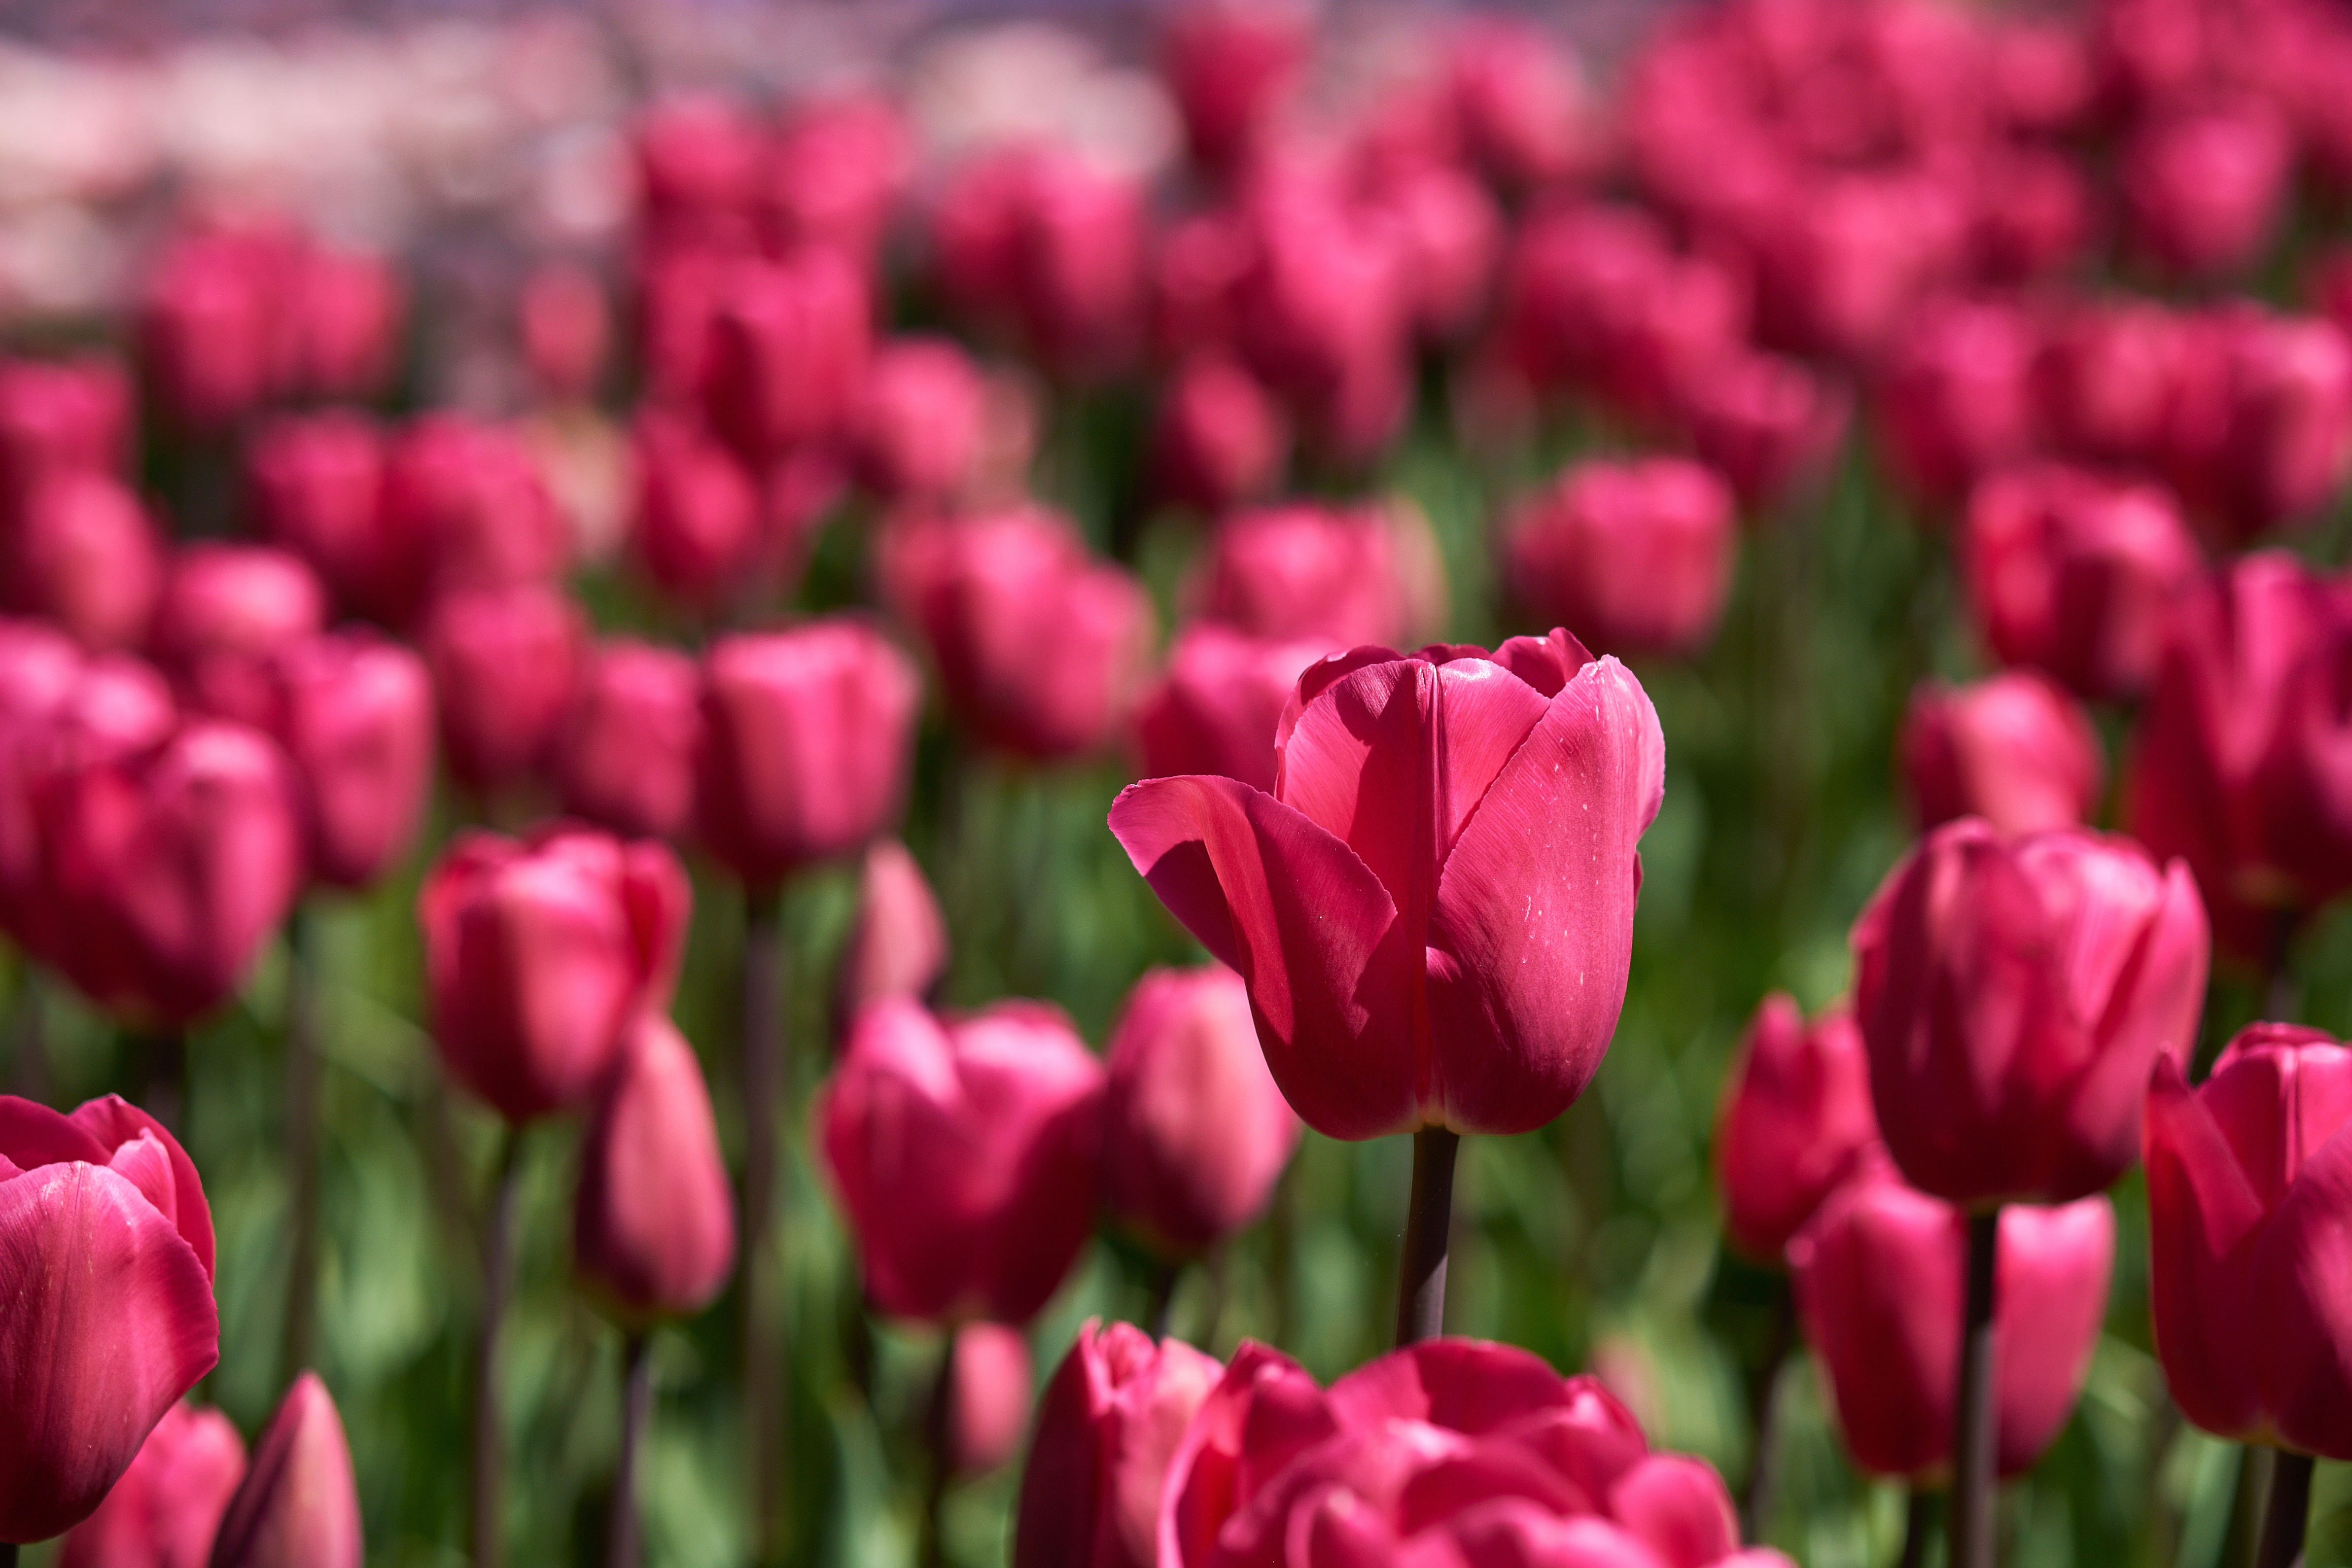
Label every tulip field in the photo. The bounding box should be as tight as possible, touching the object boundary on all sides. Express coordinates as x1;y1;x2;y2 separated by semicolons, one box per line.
11;0;2352;1565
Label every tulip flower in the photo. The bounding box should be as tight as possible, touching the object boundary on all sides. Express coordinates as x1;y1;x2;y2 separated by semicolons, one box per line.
1503;457;1739;661
628;410;762;611
265;630;435;890
150;546;327;729
634;96;762;255
2122;101;2292;281
385;416;570;598
1713;994;1878;1264
702;251;872;463
1148;353;1289;515
418;825;691;1124
137;232;276;430
851;337;986;504
519;262;610;404
0;620;98;944
1675;349;1851;513
1161;0;1309;179
0;1095;219;1544
1135;625;1334;794
1753;171;1968;367
0;354;130;505
2035;298;2190;469
244;413;407;627
1876;297;2042;507
1968;147;2092;287
4;472;164;653
556;639;701;842
1901;672;2105;838
278;246;402;403
1494;203;1676;399
1013;1320;1223;1568
2164;310;2352;548
763;93;909;268
835;838;950;1019
1103;966;1299;1258
1369;162;1503;346
2144;1023;2352;1458
575;1014;737;1325
205;1374;361;1568
58;1401;245;1568
421;582;585;795
1789;1163;2113;1480
1191;501;1440;652
815;997;1105;1325
949;1322;1034;1476
931;145;1146;379
1851;819;2209;1207
1448;17;1595;193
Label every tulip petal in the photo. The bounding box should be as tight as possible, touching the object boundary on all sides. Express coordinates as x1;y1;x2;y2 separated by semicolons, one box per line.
70;1095;214;1282
2255;1120;2352;1460
1993;1197;2112;1474
0;1096;109;1171
1607;1455;1739;1568
2143;1053;2269;1439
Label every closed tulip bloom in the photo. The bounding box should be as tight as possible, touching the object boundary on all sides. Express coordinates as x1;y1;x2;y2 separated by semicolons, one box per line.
0;355;131;504
1675;350;1851;512
138;234;275;430
419;825;691;1123
1161;0;1309;179
2123;101;2292;281
1714;994;1878;1264
1495;204;1675;397
554;639;701;842
2165;311;2352;547
1902;672;2105;837
1103;966;1300;1257
1013;1320;1222;1568
1852;819;2210;1206
59;1401;245;1568
932;146;1146;379
1449;17;1595;192
635;96;762;254
519;262;610;404
1754;172;1968;367
0;1095;219;1544
421;583;585;793
245;413;406;627
1149;353;1289;515
151;546;328;728
279;246;402;402
385;416;570;597
951;1323;1035;1476
205;1374;360;1568
0;620;94;939
1789;1165;2113;1481
574;1014;736;1324
266;630;435;890
836;838;950;1018
1136;625;1334;793
816;997;1105;1324
5;472;164;652
1370;162;1503;346
1969;147;2093;287
1192;502;1440;651
1875;296;2042;507
1505;458;1739;661
702;250;872;463
852;337;986;503
2035;298;2191;469
629;410;761;609
1112;627;1663;1140
763;93;909;267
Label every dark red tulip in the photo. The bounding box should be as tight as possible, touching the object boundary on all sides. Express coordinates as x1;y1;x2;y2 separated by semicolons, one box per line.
1448;17;1595;193
138;232;276;430
852;337;986;503
205;1373;360;1568
556;638;701;842
628;410;761;610
278;246;402;403
1789;1162;2113;1481
1504;457;1739;661
1135;624;1334;793
4;472;164;652
245;413;406;627
950;1323;1034;1476
2163;309;2352;547
2145;1024;2352;1458
1852;819;2209;1206
0;1095;218;1544
575;1014;736;1324
385;415;570;597
835;838;950;1018
519;262;611;404
418;824;690;1124
695;619;922;888
421;582;585;793
1112;628;1663;1140
1875;296;2042;507
932;145;1146;379
881;508;1153;762
1713;994;1879;1265
1148;353;1288;515
150;546;327;728
2035;297;2191;469
634;96;762;256
0;355;131;507
702;249;872;462
763;93;909;268
1013;1320;1222;1568
1902;672;2105;838
2123;100;2293;281
1192;501;1439;651
1103;966;1299;1257
1161;0;1310;179
815;997;1105;1324
58;1401;245;1568
265;630;435;890
1675;349;1851;513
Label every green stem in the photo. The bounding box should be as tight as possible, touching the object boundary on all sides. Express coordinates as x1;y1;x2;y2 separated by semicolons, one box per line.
1898;1487;1933;1568
283;905;323;1385
920;1326;959;1568
1949;1208;2001;1568
741;887;788;1563
1394;1129;1461;1347
1741;1279;1796;1542
608;1335;654;1568
2254;1449;2314;1568
472;1129;524;1568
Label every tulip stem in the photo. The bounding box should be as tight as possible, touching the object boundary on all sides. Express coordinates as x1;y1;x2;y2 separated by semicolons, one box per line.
1395;1128;1460;1347
741;885;789;1563
283;904;323;1386
920;1326;959;1568
1740;1280;1795;1542
608;1334;654;1568
473;1128;524;1568
1897;1486;1933;1568
132;1025;189;1133
2;1539;16;1568
1949;1208;2001;1568
1146;1258;1181;1341
2255;1449;2314;1568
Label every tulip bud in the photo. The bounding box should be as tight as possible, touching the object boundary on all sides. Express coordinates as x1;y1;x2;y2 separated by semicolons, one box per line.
816;998;1105;1324
205;1373;361;1568
2035;297;2191;469
763;93;909;268
1503;457;1739;660
0;355;131;507
0;1095;218;1544
835;838;949;1019
1713;995;1878;1264
1875;296;2042;507
0;619;92;941
950;1323;1034;1476
556;638;702;842
1103;967;1299;1258
245;413;407;627
1755;171;1968;366
1230;180;1412;459
266;630;435;890
1369;162;1503;347
1674;349;1850;513
1161;0;1310;180
2164;310;2352;546
852;337;986;503
702;250;872;463
932;146;1146;379
1901;672;2105;838
1135;624;1334;793
1149;353;1289;515
1494;204;1671;397
151;546;328;728
58;1401;246;1568
520;262;610;404
2123;101;2292;281
1150;211;1252;360
1192;501;1440;650
1852;820;2209;1205
1448;17;1595;193
628;410;761;610
635;96;762;255
1789;1164;2113;1481
1968;147;2092;287
138;233;275;430
4;472;164;652
386;415;570;597
419;825;691;1123
1013;1320;1223;1568
421;583;585;793
575;1014;736;1324
280;246;402;402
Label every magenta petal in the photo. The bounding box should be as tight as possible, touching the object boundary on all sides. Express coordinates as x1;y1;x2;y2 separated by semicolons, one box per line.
0;1095;110;1171
2255;1122;2352;1460
70;1095;214;1282
2143;1054;2269;1441
1276;658;1439;932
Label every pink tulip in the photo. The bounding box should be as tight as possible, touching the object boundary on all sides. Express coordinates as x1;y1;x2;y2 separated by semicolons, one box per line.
557;638;702;842
1753;171;1968;367
852;337;986;503
1675;349;1851;513
4;472;164;652
835;838;950;1019
278;246;402;402
1368;162;1503;346
1714;994;1879;1264
1191;501;1440;651
2163;309;2352;547
265;630;435;890
762;93;909;268
1789;1162;2113;1480
58;1401;245;1568
2035;297;2191;469
1448;17;1596;192
1103;966;1299;1257
575;1014;737;1324
138;232;276;430
1135;624;1334;793
1111;628;1662;1140
1852;819;2210;1206
206;1374;361;1568
1967;147;2093;287
1149;353;1289;515
635;97;762;256
2122;100;2293;281
384;415;570;597
950;1323;1035;1476
932;145;1146;379
421;583;585;794
1013;1320;1222;1568
419;825;690;1123
1161;0;1310;179
701;250;872;462
150;546;327;728
0;1095;219;1544
1495;204;1673;397
1504;457;1739;661
815;997;1105;1324
629;410;762;610
520;263;611;404
0;355;131;507
1876;297;2043;507
1901;672;2105;837
245;413;407;627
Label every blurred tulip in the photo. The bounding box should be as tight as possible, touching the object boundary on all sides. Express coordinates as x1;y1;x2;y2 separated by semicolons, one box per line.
2315;248;2352;343
1675;349;1850;512
1192;501;1439;649
1876;296;2042;507
1368;162;1503;345
385;415;570;597
1789;1164;2113;1480
0;355;130;507
1755;171;1968;366
1714;994;1878;1264
1013;1320;1222;1568
764;93;909;268
1968;148;2094;287
1990;17;2096;136
2036;297;2190;469
1902;672;2105;837
556;639;701;842
419;825;690;1124
695;620;922;888
4;472;164;652
1504;457;1739;660
1162;0;1310;179
852;337;986;503
206;1374;360;1568
1495;203;1671;395
1852;819;2209;1206
575;1014;736;1324
245;413;407;627
58;1401;245;1568
0;1095;219;1544
266;630;434;890
950;1323;1034;1476
520;262;611;404
1135;624;1333;793
629;410;761;610
0;620;97;941
836;838;950;1019
1149;353;1289;514
421;582;584;794
818;997;1105;1324
138;233;275;430
2123;100;2292;281
635;96;762;255
2164;310;2352;547
1112;628;1662;1140
151;546;327;728
702;250;872;462
1150;211;1253;360
280;247;402;402
1449;17;1595;192
932;145;1146;379
1103;966;1299;1257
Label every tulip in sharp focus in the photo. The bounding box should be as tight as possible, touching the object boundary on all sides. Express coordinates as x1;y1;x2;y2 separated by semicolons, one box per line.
835;838;949;1019
1111;628;1663;1140
1714;994;1879;1264
1902;672;2105;838
0;1095;219;1544
265;630;435;890
1135;624;1334;794
1852;818;2210;1206
1191;501;1441;651
151;546;328;729
421;582;585;794
816;997;1105;1324
951;1323;1034;1476
1504;457;1739;661
556;638;701;842
574;1014;737;1324
58;1401;245;1568
205;1373;360;1568
4;472;164;653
